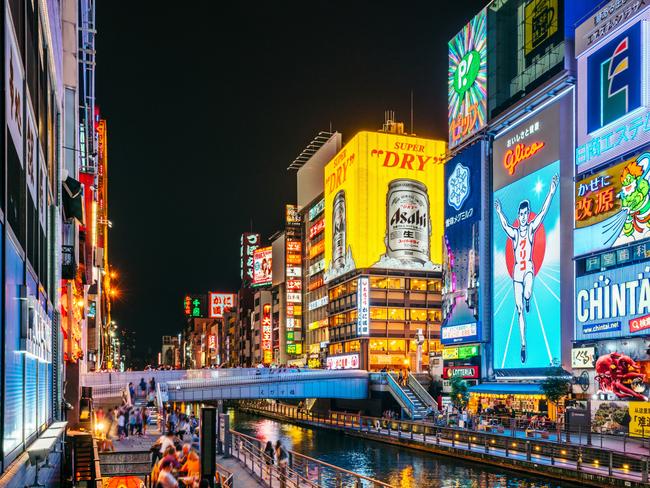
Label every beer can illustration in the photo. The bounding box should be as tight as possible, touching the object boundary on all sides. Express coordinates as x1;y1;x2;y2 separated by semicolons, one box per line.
332;190;347;270
385;179;431;264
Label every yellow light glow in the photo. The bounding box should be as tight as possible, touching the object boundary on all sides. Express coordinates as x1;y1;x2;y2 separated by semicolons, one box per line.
561;450;567;455
623;464;630;470
323;131;446;277
511;442;517;448
535;446;540;451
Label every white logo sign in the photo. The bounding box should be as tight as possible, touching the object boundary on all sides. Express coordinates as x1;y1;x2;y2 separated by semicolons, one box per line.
447;162;470;211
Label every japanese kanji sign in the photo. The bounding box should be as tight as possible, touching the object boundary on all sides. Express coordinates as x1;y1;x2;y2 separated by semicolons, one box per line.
208;292;236;319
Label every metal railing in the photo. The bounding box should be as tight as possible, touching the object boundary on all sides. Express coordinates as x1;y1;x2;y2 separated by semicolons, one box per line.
406;374;439;411
90;383;127;398
215;461;234;488
230;429;395;487
240;401;650;485
383;373;416;417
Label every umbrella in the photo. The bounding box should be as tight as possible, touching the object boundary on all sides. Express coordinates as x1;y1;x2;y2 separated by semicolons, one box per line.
105;476;145;488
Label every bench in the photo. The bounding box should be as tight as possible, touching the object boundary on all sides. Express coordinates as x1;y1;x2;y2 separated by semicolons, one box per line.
25;422;68;487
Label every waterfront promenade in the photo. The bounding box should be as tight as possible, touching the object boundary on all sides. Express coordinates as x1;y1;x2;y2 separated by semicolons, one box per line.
239;401;650;488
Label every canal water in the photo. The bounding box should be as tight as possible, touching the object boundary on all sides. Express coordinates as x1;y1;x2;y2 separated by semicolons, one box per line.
228;409;581;488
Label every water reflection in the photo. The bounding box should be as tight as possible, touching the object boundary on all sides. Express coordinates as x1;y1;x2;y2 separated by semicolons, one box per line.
228;409;580;488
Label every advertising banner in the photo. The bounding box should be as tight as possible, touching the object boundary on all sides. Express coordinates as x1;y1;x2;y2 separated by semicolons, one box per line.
252;246;272;286
5;12;24;167
326;353;359;370
240;233;260;285
441;322;480;345
443;142;481;336
448;8;487;148
443;366;479;379
262;304;272;364
575;147;650;256
575;258;650;340
576;16;650;172
208;292;236;319
323;131;445;283
183;294;207;318
629;401;650;436
492;159;561;369
571;346;596;369
357;276;369;336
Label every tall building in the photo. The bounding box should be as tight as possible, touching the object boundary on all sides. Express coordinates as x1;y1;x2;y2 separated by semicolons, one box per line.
321;127;446;371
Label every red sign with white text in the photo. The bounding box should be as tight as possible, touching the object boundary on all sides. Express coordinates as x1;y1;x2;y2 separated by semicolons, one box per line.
262;304;272;364
630;314;650;333
443;366;479;379
309;218;325;239
209;292;236;318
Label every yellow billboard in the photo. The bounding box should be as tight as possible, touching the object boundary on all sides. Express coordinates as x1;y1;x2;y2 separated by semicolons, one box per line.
324;131;446;282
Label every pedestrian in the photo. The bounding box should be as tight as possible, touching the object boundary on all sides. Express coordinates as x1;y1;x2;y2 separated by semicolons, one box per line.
139;377;147;397
156;459;179;488
142;407;149;435
117;410;126;440
135;408;143;436
129;410;137;436
150;377;156;393
275;440;288;488
264;440;275;465
128;382;135;400
124;407;131;438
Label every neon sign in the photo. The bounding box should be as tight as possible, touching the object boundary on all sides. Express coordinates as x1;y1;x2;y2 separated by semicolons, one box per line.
503;141;545;175
262;304;272;364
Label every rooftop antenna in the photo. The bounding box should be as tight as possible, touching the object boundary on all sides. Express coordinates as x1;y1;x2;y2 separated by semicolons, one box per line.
410;90;414;135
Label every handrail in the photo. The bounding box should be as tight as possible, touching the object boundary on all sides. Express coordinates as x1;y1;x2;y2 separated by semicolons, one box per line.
215;461;233;488
383;373;416;417
407;374;438;412
240;401;650;484
167;369;368;390
230;429;395;487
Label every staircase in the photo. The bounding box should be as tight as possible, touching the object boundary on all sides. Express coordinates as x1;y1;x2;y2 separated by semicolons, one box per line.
401;383;430;420
68;432;102;487
132;393;162;430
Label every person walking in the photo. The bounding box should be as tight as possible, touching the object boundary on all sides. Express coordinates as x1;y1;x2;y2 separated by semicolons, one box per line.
142;407;149;435
264;440;275;478
139;377;147;398
275;440;288;488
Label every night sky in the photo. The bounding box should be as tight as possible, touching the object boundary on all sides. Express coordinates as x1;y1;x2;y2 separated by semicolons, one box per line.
96;1;486;361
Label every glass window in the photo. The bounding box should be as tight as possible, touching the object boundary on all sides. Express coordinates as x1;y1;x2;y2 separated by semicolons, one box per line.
329;343;343;355
427;310;442;322
387;308;405;320
427;280;441;292
410;309;427;321
387;278;404;289
345;340;361;353
369;339;388;352
410;279;427;291
370;308;387;320
349;310;357;322
388;339;406;352
370;277;387;289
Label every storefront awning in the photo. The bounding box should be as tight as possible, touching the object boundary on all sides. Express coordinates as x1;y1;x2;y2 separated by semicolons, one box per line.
468;383;544;395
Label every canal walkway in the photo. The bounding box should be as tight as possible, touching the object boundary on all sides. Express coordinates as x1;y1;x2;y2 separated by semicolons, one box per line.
238;401;650;488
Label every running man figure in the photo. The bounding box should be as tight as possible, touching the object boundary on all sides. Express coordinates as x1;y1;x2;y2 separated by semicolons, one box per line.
494;174;558;363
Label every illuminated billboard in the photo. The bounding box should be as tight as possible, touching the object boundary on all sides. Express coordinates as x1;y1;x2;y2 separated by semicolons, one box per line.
448;8;487;148
240;233;260;286
575;148;650;256
493;160;561;369
576;10;650;172
252;246;272;286
208;292;236;319
262;303;272;364
442;142;482;336
183;294;207;318
576;258;650;340
323;131;446;283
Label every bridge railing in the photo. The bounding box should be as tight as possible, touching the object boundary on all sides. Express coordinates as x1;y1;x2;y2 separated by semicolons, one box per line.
166;369;369;390
230;429;395;487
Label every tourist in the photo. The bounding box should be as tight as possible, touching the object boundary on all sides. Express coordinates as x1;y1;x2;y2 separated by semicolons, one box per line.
129;409;137;436
181;450;200;479
117;410;126;440
135;408;143;436
157;459;179;488
139;377;147;397
275;440;288;488
129;382;136;400
397;371;404;386
264;440;275;465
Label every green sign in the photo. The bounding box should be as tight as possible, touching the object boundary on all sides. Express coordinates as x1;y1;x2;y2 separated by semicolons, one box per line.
457;345;479;360
286;331;294;341
453;50;480;98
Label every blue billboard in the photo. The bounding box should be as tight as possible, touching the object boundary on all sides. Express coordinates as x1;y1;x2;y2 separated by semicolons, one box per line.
576;258;650;340
492;160;561;369
443;142;481;339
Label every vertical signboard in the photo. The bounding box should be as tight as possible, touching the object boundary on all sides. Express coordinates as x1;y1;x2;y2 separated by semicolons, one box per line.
262;304;272;364
240;233;260;286
492;96;570;371
252;246;272;286
442;142;482;340
285;206;303;354
357;276;369;335
448;8;487;148
575;8;650;172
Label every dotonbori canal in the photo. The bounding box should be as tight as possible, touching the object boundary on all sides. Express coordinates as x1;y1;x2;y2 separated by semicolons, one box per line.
228;409;581;487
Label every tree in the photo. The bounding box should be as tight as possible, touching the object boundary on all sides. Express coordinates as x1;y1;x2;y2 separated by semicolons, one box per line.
541;368;571;408
450;375;469;410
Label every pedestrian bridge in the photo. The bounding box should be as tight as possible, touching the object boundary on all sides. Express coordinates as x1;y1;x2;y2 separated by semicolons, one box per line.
82;368;370;401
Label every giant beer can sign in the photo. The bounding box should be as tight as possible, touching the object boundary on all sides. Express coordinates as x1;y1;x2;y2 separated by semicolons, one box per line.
385;179;430;264
323;131;445;282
